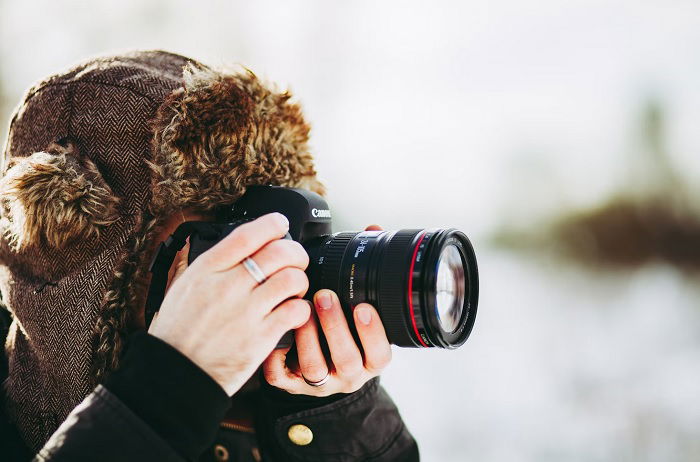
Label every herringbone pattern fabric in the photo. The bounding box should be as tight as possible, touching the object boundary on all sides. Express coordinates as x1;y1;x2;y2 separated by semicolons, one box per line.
0;50;200;451
0;49;323;453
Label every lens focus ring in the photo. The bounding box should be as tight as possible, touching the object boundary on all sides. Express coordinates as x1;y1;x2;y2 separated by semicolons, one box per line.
318;232;355;295
377;229;425;347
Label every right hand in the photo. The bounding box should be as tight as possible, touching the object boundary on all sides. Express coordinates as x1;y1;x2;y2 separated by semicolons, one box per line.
148;212;311;396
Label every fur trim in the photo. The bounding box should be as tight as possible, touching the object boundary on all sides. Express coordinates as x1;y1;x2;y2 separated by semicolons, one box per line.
0;140;121;251
146;62;326;217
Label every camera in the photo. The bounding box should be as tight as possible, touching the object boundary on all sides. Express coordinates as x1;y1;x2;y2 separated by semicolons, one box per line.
146;185;479;349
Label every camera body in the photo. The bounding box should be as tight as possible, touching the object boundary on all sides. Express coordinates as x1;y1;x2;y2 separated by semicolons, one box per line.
187;185;332;263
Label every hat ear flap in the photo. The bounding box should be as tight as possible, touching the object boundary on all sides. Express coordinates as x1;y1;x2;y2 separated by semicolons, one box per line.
0;140;121;251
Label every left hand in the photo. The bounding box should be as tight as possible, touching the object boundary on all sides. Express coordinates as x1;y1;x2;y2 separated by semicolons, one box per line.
262;224;392;396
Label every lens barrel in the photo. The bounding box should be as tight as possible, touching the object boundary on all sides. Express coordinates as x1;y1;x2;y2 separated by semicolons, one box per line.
304;228;478;348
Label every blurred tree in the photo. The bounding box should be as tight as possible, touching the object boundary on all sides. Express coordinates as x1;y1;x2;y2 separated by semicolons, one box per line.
494;99;700;273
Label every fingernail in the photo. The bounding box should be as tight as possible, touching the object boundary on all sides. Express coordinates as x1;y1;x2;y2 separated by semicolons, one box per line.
273;212;289;229
317;291;333;310
356;306;372;325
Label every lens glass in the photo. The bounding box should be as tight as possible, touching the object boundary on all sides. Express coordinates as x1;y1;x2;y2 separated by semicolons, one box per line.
435;244;465;333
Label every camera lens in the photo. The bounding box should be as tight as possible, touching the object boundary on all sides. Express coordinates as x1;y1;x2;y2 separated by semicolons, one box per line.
304;228;478;348
435;244;465;333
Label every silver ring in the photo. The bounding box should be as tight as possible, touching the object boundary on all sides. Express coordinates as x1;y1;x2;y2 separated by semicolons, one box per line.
303;371;331;387
242;257;266;284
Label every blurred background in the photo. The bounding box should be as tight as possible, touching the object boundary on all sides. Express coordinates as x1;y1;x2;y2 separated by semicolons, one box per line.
2;1;700;460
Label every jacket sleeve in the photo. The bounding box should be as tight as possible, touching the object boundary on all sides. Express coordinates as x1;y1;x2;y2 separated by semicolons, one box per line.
255;373;420;462
33;385;184;462
32;331;232;462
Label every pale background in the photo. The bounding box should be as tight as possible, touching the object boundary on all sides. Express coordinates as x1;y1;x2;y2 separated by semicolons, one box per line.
1;1;700;461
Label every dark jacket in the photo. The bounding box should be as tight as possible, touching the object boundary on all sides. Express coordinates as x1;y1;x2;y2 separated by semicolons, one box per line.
0;309;419;461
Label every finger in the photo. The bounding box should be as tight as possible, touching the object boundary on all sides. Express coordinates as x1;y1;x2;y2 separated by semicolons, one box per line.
364;224;383;231
313;290;363;378
252;267;309;308
262;346;301;391
295;305;330;383
236;239;308;290
194;212;289;272
353;303;392;375
263;297;312;344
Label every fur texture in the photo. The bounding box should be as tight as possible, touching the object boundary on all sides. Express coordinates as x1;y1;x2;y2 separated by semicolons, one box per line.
0;140;121;251
146;62;326;217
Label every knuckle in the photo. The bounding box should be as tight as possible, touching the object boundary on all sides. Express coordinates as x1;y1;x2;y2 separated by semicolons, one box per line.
284;268;309;293
302;363;328;380
265;212;288;232
270;268;290;288
268;312;291;332
281;298;310;324
339;383;351;393
340;378;364;393
267;239;287;255
280;240;309;267
370;348;392;370
263;368;282;386
246;213;287;238
231;228;253;250
267;240;308;269
292;241;310;267
365;358;386;374
335;353;363;377
277;268;298;287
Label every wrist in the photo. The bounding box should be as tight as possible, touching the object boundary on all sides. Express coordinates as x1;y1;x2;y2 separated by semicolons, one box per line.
150;328;240;395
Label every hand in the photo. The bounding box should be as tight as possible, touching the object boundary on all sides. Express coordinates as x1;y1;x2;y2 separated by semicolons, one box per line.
148;212;312;396
262;225;393;396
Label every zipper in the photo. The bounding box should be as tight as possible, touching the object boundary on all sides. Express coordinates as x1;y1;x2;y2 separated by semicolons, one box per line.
219;420;255;433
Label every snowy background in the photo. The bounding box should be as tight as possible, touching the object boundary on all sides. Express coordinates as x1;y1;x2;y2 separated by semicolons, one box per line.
2;1;700;461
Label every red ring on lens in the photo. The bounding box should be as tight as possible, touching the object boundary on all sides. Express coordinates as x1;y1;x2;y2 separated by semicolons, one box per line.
407;231;429;347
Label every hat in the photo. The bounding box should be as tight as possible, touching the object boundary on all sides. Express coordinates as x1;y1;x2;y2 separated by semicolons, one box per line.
0;49;324;450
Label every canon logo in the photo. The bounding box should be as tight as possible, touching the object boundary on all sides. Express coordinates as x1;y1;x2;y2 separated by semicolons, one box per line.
311;208;332;218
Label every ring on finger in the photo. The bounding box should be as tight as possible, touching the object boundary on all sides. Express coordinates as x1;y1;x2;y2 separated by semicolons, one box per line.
303;371;331;387
242;256;267;284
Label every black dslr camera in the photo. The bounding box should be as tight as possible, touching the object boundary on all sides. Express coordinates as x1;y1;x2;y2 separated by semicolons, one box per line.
146;185;478;349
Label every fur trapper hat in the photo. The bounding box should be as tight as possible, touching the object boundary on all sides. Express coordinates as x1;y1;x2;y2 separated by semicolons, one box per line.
0;49;324;450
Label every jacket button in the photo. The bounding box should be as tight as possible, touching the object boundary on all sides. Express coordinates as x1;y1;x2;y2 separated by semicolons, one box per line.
214;444;229;461
287;424;313;446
